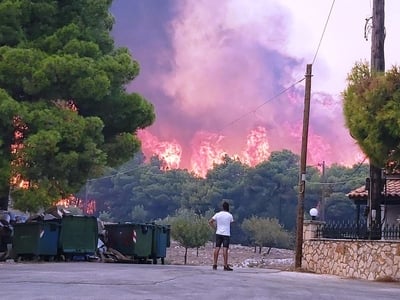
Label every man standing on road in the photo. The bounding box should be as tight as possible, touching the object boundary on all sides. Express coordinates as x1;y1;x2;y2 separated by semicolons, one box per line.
209;201;234;271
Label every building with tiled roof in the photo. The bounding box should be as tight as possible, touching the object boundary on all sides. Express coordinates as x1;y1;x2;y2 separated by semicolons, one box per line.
347;177;400;224
347;180;400;204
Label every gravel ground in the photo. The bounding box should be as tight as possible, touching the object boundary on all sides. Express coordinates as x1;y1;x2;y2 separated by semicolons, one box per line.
1;240;295;270
165;241;294;270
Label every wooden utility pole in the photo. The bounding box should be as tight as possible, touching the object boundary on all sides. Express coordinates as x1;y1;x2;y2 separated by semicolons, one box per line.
369;0;385;239
371;0;385;72
295;64;312;269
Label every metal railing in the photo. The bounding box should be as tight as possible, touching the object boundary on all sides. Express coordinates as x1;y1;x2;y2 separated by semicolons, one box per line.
316;221;400;240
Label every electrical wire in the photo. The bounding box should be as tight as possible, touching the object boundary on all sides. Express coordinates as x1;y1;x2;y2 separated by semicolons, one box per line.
90;0;341;184
87;166;138;182
311;0;336;65
219;0;336;133
218;77;305;132
306;156;368;186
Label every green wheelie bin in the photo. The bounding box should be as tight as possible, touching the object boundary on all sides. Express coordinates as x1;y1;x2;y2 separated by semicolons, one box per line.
58;215;98;261
150;224;170;264
12;221;60;261
133;223;153;260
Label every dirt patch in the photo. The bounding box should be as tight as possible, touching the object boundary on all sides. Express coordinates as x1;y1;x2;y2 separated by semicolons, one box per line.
165;241;294;270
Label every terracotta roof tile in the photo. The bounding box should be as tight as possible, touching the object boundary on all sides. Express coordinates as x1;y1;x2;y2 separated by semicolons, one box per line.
347;179;400;199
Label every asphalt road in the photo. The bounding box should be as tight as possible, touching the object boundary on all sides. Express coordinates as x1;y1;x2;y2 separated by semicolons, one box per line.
0;262;399;300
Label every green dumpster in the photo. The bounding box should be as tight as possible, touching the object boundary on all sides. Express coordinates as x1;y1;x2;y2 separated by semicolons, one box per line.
104;223;137;256
134;223;153;259
58;215;98;260
150;224;170;264
12;221;60;261
105;223;153;260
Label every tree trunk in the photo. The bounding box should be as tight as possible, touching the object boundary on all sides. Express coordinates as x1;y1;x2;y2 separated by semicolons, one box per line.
0;183;10;211
184;247;188;265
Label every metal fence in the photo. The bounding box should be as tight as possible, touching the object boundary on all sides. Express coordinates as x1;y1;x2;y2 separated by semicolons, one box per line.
316;221;400;240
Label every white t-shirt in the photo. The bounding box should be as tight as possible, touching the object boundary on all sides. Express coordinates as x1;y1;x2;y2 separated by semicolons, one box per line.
212;211;234;236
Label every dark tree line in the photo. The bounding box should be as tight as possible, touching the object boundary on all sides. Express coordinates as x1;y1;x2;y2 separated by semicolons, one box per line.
83;149;368;244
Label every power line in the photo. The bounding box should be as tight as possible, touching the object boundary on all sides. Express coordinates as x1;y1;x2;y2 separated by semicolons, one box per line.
311;0;336;65
306;178;364;186
218;77;305;133
218;0;336;135
97;0;338;181
87;166;137;182
306;156;368;185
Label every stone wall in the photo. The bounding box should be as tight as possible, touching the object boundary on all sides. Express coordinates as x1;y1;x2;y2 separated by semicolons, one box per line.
302;221;400;281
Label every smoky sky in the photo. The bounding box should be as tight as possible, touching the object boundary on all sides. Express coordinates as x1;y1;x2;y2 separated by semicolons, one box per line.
110;0;362;168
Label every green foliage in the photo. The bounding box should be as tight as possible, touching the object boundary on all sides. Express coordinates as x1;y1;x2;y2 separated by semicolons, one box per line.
343;63;400;168
12;184;54;212
325;193;356;221
168;208;212;264
0;1;24;46
241;150;299;230
91;156;194;222
0;89;21;208
131;204;148;223
13;102;107;201
0;0;155;211
98;210;113;222
241;216;292;251
103;132;141;167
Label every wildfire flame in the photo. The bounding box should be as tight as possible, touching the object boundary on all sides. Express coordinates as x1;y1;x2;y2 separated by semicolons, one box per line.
137;122;366;177
137;130;182;170
138;126;272;177
190;131;227;177
55;195;96;215
242;126;270;166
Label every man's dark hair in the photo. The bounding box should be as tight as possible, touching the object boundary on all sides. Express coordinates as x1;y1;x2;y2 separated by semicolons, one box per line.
222;201;229;212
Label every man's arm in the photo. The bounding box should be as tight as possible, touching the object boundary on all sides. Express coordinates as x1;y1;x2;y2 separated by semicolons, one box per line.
208;218;216;229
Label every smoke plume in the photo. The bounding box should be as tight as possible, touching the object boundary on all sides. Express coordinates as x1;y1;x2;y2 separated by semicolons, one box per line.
111;0;363;175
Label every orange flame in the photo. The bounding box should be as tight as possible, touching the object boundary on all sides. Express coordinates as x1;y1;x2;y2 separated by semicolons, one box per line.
138;126;272;177
190;131;227;177
137;130;182;170
55;195;96;215
242;126;270;166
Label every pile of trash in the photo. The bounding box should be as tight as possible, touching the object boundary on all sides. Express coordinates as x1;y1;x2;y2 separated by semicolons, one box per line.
0;210;26;261
97;220;137;263
0;211;15;261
